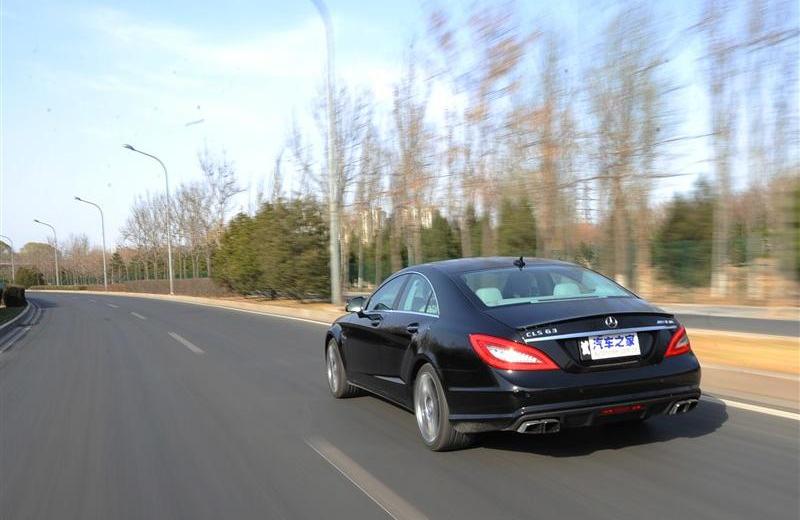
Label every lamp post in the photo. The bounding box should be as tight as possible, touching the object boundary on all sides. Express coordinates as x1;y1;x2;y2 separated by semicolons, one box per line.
0;234;14;283
310;0;341;305
33;219;59;285
123;144;174;295
75;196;108;291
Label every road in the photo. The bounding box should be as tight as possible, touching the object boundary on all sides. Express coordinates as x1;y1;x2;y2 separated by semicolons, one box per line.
1;293;798;520
671;313;799;337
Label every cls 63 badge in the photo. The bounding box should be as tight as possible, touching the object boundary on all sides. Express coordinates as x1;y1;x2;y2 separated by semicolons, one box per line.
524;327;558;339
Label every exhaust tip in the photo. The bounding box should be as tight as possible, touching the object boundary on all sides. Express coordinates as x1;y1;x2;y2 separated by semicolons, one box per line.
544;420;561;434
517;418;560;434
668;399;699;415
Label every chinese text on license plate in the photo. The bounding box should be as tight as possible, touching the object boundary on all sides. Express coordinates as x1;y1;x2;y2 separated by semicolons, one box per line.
579;333;641;360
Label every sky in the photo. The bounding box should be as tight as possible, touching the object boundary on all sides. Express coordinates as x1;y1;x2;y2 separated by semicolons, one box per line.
0;0;767;250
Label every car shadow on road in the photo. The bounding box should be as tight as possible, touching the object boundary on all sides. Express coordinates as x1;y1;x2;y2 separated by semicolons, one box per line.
476;398;728;457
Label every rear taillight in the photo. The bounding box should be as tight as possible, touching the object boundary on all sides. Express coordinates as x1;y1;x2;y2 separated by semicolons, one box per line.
665;326;692;357
469;334;559;371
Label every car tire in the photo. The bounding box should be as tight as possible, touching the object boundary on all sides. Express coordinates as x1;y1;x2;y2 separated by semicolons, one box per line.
414;364;473;451
326;339;362;398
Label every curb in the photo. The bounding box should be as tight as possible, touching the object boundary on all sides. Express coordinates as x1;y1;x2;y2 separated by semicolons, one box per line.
0;301;32;338
659;304;799;322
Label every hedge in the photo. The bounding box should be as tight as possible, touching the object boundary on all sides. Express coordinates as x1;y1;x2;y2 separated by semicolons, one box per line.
2;285;26;307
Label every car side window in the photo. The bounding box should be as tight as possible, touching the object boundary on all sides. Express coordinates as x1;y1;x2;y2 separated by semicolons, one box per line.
398;274;437;316
366;276;406;311
425;292;439;315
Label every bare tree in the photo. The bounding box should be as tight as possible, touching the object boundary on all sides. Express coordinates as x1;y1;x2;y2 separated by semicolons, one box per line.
427;2;531;257
173;182;211;278
198;147;243;275
294;85;370;287
270;149;285;202
526;35;579;259
287;116;316;198
392;54;434;266
121;192;169;280
701;0;738;297
353;115;387;287
588;6;673;288
741;0;800;294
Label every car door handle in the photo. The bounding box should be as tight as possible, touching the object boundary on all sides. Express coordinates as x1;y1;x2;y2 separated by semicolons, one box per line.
406;323;419;334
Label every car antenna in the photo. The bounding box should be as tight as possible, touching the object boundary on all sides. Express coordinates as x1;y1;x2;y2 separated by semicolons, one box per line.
513;256;525;270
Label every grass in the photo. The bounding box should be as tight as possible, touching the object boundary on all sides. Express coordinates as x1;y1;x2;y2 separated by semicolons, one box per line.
691;331;800;375
0;305;25;326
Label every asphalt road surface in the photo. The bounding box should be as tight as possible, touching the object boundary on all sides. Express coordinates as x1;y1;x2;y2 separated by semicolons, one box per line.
673;313;799;337
1;293;798;520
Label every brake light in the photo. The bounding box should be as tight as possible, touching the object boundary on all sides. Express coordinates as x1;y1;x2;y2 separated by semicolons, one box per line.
469;334;559;371
665;326;692;357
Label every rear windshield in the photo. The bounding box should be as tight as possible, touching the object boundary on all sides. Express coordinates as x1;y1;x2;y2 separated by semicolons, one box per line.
459;265;633;307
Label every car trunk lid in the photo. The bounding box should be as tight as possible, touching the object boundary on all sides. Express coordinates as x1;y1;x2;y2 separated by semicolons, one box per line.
480;296;668;329
482;297;677;372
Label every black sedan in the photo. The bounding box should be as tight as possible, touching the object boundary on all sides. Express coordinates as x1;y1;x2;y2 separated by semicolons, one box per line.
324;257;701;451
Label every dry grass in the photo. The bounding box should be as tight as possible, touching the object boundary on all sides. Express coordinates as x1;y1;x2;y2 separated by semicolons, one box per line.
689;330;799;375
0;305;24;326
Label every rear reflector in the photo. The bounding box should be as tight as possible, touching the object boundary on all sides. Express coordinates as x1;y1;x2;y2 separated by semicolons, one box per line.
599;404;645;416
469;334;559;371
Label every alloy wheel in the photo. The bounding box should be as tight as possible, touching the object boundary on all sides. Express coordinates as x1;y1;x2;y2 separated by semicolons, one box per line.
326;343;340;394
415;372;439;443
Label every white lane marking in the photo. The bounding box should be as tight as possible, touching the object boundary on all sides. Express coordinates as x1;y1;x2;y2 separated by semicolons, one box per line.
89;299;96;303
0;326;32;353
106;303;119;309
702;363;800;381
28;306;42;325
306;437;428;520
168;332;205;354
130;312;147;320
701;395;800;421
33;302;42;321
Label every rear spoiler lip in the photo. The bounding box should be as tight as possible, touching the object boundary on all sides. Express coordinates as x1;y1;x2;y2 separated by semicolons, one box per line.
521;324;678;344
512;311;675;332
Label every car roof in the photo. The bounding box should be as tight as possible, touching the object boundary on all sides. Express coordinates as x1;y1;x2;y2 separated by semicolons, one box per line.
404;256;577;276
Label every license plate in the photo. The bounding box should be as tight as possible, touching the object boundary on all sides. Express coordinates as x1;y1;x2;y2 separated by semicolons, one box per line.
579;333;640;360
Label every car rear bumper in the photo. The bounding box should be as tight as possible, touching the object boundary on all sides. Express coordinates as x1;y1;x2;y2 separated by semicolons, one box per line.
445;355;701;433
450;387;701;433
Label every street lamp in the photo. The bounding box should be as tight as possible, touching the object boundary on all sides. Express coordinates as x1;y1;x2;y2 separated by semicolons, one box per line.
75;196;108;291
0;234;14;283
123;144;175;295
310;0;342;305
33;219;60;285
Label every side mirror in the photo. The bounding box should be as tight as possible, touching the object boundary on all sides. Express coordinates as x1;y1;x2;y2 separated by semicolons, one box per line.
345;296;366;313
